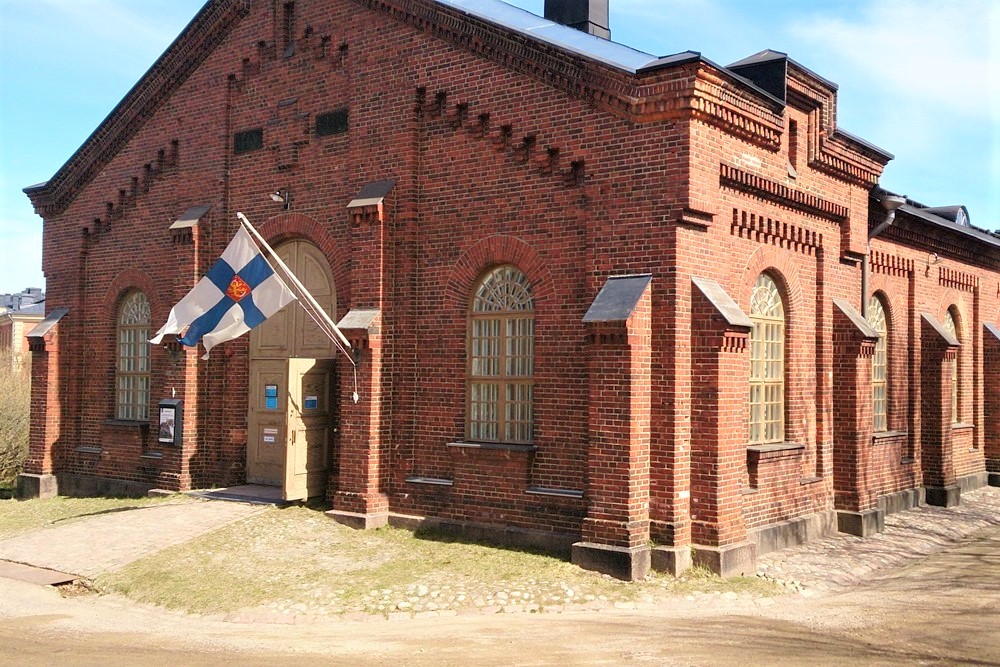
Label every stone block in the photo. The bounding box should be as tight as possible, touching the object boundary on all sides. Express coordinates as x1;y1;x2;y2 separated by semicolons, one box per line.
571;542;650;581
837;508;885;537
325;509;389;530
692;541;756;578
925;484;961;507
651;545;692;577
17;473;58;499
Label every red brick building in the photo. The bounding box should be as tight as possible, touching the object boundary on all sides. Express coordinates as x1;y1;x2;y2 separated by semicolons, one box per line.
20;0;999;579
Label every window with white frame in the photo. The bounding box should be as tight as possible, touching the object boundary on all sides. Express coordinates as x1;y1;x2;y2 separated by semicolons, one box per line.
749;272;785;444
943;308;959;423
869;295;889;432
468;265;534;444
116;291;151;421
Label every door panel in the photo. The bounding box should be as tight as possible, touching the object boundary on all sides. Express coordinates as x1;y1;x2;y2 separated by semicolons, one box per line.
294;243;337;358
247;359;287;486
284;358;333;501
247;238;336;500
250;243;295;359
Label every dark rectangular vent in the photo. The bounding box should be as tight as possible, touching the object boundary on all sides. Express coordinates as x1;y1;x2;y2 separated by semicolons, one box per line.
316;109;348;136
234;128;263;154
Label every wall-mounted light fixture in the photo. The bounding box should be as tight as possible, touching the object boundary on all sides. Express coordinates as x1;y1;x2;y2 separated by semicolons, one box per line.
269;190;291;210
927;252;940;266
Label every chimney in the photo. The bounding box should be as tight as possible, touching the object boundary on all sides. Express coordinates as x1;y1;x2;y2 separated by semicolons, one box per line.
544;0;610;40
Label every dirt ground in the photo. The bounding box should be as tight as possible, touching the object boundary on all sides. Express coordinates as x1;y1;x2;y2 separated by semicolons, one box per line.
2;526;997;666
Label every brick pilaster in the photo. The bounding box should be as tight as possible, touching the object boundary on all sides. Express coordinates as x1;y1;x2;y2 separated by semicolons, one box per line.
921;314;960;506
688;278;755;577
573;284;652;581
831;300;881;535
982;324;999;485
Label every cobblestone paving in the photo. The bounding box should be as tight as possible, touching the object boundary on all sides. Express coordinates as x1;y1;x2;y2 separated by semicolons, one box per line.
756;485;1000;594
0;499;264;578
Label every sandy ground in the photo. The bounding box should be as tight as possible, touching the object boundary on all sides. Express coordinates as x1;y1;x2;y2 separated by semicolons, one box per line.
1;525;997;666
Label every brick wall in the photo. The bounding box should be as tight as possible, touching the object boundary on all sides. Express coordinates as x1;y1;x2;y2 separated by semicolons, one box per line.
23;0;998;570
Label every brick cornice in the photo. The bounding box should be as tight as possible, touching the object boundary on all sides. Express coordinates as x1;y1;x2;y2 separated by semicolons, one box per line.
24;0;251;216
720;163;848;222
810;133;888;188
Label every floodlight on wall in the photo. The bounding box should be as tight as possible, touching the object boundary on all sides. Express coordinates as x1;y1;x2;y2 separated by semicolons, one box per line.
269;190;291;210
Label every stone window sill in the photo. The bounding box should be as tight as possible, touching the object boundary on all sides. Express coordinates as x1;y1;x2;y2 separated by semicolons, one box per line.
952;422;975;431
75;446;102;455
405;476;453;486
747;442;805;460
525;486;583;499
872;430;907;443
139;452;163;461
446;441;537;454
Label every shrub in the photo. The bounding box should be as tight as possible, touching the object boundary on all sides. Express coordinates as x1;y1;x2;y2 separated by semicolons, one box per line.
0;348;31;489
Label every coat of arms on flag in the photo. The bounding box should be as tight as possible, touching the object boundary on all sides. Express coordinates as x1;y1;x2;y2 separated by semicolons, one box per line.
150;225;296;358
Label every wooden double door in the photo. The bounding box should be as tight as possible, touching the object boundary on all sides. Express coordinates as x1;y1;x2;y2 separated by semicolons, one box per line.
246;239;338;501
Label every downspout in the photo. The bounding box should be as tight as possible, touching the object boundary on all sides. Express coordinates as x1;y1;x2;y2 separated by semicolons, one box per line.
862;194;907;317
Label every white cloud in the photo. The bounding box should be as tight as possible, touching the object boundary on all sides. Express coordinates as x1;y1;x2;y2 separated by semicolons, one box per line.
788;0;999;124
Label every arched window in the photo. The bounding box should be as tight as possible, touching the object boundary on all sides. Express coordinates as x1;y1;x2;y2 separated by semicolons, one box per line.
868;295;889;432
749;272;785;444
943;308;959;423
117;291;151;421
468;265;534;443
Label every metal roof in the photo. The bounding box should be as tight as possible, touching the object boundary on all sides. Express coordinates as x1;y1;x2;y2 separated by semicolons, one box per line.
436;0;666;72
583;274;652;323
900;204;1000;250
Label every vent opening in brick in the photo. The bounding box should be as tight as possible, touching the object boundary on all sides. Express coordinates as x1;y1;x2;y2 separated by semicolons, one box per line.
316;109;348;137
234;129;263;154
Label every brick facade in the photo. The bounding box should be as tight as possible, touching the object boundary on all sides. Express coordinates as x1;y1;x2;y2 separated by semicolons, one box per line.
21;0;998;579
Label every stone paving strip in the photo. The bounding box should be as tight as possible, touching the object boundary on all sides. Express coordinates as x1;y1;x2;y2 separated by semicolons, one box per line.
757;485;1000;594
0;499;265;579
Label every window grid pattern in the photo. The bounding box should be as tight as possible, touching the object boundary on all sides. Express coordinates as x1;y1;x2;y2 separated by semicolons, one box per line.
468;266;534;443
117;292;151;421
943;310;959;423
749;273;785;444
869;296;889;432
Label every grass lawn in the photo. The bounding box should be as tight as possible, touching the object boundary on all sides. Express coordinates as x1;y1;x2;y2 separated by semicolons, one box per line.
93;503;779;617
2;495;779;617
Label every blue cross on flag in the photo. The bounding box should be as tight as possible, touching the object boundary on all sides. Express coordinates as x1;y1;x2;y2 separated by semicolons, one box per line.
150;226;296;358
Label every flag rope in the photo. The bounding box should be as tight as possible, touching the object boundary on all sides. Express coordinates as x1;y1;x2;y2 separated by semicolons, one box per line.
236;212;360;403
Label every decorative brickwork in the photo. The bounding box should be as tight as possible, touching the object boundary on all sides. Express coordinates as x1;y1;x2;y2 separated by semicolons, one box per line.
20;0;997;577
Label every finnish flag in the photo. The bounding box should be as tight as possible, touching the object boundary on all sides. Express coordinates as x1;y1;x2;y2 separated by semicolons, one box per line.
150;226;296;358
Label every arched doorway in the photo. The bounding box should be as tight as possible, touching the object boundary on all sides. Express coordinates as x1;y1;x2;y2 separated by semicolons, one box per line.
246;239;338;500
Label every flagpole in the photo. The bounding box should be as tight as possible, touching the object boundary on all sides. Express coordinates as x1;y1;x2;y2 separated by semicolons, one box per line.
236;212;353;353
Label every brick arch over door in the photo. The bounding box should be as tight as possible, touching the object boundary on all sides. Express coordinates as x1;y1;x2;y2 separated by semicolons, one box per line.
257;211;351;320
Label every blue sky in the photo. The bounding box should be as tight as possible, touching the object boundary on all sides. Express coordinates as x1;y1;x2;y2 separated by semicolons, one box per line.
1;0;997;293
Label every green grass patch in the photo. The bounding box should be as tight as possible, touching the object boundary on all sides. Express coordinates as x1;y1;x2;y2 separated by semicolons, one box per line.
95;505;781;617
